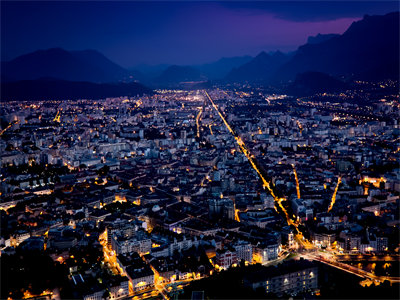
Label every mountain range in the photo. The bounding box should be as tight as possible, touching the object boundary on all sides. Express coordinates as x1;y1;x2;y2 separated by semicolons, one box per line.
306;33;340;45
197;55;253;79
276;12;399;82
154;65;205;86
1;48;133;83
1;11;398;100
225;51;292;83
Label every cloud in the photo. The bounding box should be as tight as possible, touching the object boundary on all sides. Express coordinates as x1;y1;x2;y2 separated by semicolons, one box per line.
219;1;399;22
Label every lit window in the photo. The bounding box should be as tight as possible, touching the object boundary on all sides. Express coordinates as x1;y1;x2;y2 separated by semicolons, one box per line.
284;278;289;284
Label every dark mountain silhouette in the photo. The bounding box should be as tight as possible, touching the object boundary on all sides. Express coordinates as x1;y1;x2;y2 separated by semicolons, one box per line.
1;48;133;83
286;71;349;96
179;81;212;90
130;64;170;78
197;55;253;79
131;56;253;83
307;33;340;45
225;51;291;82
3;11;397;88
1;79;152;101
155;65;205;85
276;12;399;81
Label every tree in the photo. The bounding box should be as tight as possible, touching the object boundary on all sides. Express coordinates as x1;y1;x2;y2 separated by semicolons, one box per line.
5;144;14;151
97;165;110;176
102;290;110;299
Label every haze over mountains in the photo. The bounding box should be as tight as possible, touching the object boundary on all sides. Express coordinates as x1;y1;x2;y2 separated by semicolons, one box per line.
225;51;292;83
1;12;398;100
154;65;205;85
197;56;253;80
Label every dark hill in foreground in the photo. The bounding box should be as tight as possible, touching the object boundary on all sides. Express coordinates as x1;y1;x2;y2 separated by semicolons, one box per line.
1;79;152;101
286;71;349;96
154;65;205;86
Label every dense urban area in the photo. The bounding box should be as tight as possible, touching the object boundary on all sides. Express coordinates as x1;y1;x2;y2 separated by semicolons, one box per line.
1;82;399;300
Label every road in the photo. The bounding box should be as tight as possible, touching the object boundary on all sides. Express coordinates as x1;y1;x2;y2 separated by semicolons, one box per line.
300;252;400;283
98;91;399;299
203;90;400;282
53;110;61;122
292;164;301;199
195;107;203;138
336;254;400;262
0;120;19;137
328;176;341;212
204;90;312;248
130;288;160;300
99;231;121;275
204;91;280;211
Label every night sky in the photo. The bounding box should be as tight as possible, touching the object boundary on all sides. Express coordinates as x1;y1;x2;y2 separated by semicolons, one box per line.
1;1;398;67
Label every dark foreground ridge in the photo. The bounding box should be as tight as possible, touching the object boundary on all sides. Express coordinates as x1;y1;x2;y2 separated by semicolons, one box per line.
1;79;153;101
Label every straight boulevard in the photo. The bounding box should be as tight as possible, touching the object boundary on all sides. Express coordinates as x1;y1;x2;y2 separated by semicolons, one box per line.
203;90;400;285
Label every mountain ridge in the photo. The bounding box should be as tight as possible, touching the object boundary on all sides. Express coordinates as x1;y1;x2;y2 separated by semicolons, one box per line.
2;11;398;88
154;65;205;86
275;12;399;81
225;51;291;82
1;48;133;83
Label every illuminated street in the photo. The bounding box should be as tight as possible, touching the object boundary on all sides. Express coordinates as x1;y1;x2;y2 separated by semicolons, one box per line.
292;164;301;199
204;90;307;241
327;176;342;212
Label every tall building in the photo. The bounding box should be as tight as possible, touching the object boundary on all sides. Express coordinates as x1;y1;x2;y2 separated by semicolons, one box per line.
244;260;318;296
180;130;187;140
209;198;235;220
233;240;253;263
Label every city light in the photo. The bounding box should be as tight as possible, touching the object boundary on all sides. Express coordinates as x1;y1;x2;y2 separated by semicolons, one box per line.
328;177;342;212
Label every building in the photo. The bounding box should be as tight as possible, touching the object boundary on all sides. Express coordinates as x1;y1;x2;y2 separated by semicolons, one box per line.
375;236;388;252
313;233;336;248
209;198;235;220
244;260;318;296
215;248;238;270
111;232;151;256
125;265;154;292
254;242;281;264
117;253;155;292
83;289;105;300
109;277;129;299
166;236;200;257
223;199;235;220
232;240;252;263
338;232;361;252
47;226;78;250
288;232;296;248
10;230;30;247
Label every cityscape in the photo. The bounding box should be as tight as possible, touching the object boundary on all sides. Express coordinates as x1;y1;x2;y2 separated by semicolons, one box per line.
1;1;399;300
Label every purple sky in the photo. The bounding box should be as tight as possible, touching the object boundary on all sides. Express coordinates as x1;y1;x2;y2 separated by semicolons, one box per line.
1;1;398;67
163;4;357;57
